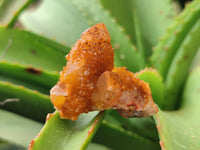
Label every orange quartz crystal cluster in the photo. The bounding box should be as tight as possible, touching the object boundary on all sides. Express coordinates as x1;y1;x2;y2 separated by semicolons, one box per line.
50;23;158;120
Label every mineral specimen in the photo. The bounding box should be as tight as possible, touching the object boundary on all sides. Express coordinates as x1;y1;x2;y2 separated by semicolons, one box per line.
50;23;158;120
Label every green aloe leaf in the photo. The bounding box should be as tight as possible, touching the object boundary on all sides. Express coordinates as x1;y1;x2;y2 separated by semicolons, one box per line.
99;0;145;61
93;120;160;150
155;67;200;150
0;81;53;122
164;18;200;109
100;0;176;59
0;61;59;95
30;111;105;150
86;143;113;150
0;109;42;148
0;27;68;72
19;0;89;46
131;0;176;58
151;0;200;79
136;68;164;107
0;0;33;27
190;48;200;70
100;0;137;45
104;110;159;142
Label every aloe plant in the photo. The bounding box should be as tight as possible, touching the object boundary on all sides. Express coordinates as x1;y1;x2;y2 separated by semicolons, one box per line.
0;0;200;149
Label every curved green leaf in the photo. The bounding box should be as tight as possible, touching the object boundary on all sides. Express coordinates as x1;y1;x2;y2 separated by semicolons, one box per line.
151;0;200;79
0;0;33;27
0;61;59;95
155;67;200;150
133;13;146;60
86;143;113;150
93;120;160;150
132;0;176;58
136;68;164;107
19;0;89;46
0;81;53;122
164;19;200;109
0;27;68;72
100;0;137;45
30;111;104;150
190;48;200;70
104;110;159;142
0;109;42;148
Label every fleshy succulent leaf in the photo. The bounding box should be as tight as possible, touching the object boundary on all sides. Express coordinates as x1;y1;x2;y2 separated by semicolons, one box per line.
19;0;89;46
0;27;68;72
86;143;113;150
0;61;59;95
155;67;200;150
150;0;200;79
136;68;164;108
0;81;53;122
0;109;42;148
164;19;200;109
100;0;137;45
104;110;159;142
29;111;105;150
93;120;160;150
0;0;33;27
131;0;176;58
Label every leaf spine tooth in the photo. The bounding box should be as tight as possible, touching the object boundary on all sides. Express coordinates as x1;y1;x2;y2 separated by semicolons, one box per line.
164;47;169;51
61;41;66;45
159;36;165;41
13;11;18;16
114;43;120;49
112;18;117;23
18;85;25;89
152;47;156;51
4;81;11;85
132;45;137;51
119;54;125;60
51;36;56;41
13;62;19;65
106;10;111;15
125;35;130;40
173;30;179;35
34;90;39;94
53;71;59;74
40;32;44;36
119;26;125;32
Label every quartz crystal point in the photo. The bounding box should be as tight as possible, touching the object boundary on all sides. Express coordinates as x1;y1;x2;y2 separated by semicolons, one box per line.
91;67;158;118
50;23;114;120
